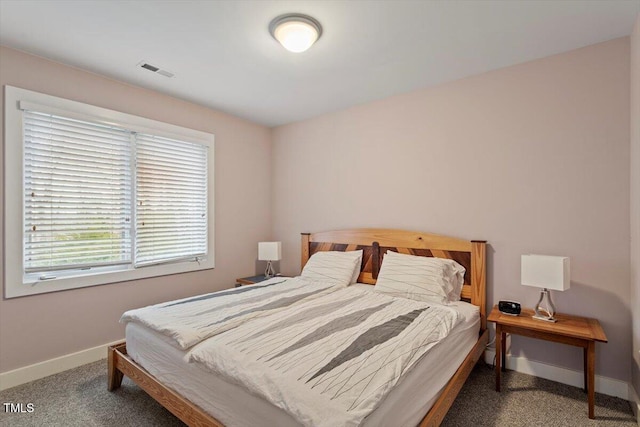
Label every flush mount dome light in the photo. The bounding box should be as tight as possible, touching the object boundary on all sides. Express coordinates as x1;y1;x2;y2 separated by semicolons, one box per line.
269;13;322;53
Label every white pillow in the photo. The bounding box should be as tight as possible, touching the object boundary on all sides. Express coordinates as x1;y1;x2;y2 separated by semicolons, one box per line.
387;251;466;301
300;250;363;286
374;251;465;304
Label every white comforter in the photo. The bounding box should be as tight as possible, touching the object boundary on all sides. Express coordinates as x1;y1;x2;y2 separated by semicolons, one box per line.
120;277;340;350
189;286;462;427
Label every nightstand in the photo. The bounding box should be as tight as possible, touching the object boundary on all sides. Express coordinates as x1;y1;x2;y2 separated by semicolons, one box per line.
488;305;607;419
235;275;270;286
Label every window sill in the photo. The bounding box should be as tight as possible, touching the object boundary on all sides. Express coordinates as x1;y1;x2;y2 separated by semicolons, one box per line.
6;258;215;299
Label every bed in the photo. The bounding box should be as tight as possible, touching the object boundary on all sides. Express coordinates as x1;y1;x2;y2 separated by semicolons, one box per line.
108;228;488;426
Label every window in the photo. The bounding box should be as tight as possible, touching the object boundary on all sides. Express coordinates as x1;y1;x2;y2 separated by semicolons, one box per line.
4;86;215;298
24;110;133;273
134;133;208;267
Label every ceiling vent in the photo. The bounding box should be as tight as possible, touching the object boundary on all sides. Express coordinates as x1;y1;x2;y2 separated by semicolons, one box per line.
137;61;174;78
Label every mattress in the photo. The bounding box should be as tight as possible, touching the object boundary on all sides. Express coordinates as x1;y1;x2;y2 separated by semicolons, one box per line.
125;284;480;427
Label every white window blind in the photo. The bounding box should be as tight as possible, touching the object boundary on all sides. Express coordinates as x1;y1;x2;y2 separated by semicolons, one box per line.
23;110;132;273
6;86;214;298
23;111;209;273
135;133;208;266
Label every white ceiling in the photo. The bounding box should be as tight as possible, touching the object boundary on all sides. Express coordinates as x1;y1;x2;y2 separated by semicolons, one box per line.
1;0;638;127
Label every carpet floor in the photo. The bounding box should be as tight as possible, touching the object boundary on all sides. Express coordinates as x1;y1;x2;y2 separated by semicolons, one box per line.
0;360;635;426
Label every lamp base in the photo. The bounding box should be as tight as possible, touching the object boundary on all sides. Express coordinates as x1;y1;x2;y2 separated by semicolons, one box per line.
532;288;558;323
532;313;557;323
264;261;276;279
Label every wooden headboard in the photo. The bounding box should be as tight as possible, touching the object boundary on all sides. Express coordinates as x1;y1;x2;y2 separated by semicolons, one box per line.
301;228;487;331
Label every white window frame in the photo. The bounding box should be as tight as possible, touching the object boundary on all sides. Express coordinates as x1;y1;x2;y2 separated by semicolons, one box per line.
4;86;215;298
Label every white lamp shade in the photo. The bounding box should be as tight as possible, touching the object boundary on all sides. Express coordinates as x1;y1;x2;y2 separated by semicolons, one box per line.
521;255;570;291
258;242;282;261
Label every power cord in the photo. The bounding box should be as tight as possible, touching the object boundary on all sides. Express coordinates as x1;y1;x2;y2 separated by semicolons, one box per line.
484;329;496;369
484;329;508;369
486;334;496;349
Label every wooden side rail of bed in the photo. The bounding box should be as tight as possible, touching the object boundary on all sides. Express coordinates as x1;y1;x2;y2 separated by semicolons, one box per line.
108;228;488;427
108;341;223;427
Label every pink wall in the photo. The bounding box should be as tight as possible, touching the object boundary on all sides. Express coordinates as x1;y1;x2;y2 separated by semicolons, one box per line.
631;14;640;395
0;47;272;372
272;38;631;381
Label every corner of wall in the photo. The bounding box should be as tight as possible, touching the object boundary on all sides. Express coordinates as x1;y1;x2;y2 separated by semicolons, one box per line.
631;12;640;404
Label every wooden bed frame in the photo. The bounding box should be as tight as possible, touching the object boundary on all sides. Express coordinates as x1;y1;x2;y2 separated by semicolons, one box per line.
108;228;488;427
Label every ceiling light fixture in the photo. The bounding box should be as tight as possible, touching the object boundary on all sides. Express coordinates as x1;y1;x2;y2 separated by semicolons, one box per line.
269;13;322;53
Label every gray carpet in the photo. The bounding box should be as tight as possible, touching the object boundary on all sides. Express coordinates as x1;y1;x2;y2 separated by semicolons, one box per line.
0;360;635;426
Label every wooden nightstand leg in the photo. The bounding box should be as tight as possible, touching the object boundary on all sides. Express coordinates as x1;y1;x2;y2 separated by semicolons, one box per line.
587;341;595;419
495;325;502;392
501;331;507;372
583;347;588;393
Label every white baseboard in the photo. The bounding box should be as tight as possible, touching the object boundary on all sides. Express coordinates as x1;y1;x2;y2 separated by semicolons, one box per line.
629;383;640;426
0;339;123;391
484;349;629;400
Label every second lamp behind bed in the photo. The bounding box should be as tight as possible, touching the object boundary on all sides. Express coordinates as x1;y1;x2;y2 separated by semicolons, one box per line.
259;241;282;279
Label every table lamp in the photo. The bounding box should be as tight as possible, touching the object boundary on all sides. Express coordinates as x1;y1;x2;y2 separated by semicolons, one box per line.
259;242;282;279
521;254;570;322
